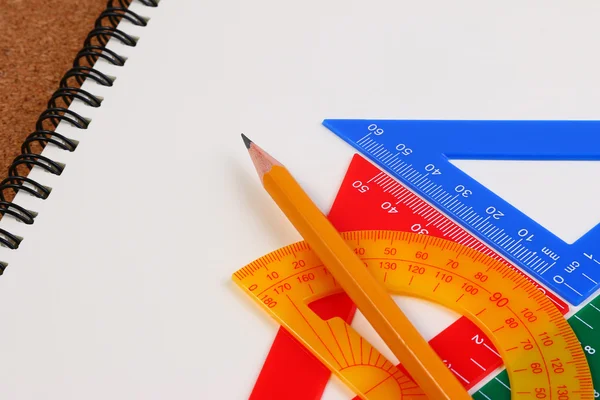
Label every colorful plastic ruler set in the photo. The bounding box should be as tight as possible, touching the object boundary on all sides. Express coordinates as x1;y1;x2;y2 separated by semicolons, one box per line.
233;119;600;398
234;231;590;398
335;155;599;398
323;119;600;306
238;149;599;398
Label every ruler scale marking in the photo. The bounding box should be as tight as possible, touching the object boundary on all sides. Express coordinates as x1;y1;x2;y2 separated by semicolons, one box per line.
482;225;496;235
324;118;600;305
479;222;491;232
417;178;430;189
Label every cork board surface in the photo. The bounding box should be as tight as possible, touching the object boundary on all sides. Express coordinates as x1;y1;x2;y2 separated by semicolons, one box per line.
0;0;106;193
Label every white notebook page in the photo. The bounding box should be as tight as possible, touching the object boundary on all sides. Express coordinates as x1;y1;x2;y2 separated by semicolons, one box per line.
0;1;599;398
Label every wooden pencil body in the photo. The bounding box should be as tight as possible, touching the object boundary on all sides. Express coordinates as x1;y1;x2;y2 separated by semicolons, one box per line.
262;165;470;399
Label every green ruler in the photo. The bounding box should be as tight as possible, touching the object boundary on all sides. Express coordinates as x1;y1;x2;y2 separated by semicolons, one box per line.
472;294;600;399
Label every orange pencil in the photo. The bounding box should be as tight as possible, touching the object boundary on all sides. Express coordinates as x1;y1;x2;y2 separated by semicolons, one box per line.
242;134;470;400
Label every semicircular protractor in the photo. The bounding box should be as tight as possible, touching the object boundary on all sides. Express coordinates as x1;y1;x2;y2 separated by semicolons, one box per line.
233;231;593;399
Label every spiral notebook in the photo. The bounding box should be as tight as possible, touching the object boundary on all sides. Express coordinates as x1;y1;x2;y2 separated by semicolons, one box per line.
1;1;600;398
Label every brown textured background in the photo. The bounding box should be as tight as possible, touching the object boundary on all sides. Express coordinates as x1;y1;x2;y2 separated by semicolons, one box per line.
0;0;106;186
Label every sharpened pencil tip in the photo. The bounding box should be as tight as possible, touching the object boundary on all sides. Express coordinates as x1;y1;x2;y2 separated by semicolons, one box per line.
241;133;253;149
242;137;283;180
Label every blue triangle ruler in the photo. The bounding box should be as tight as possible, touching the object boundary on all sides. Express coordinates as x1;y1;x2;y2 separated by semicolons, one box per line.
323;119;600;306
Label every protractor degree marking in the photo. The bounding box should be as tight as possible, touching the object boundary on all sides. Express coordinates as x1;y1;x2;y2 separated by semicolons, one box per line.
233;231;593;399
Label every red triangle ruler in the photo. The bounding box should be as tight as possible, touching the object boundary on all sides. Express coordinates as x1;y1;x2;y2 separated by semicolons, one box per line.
249;154;568;399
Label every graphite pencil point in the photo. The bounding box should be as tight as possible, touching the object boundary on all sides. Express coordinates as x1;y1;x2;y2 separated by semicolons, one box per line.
241;133;253;149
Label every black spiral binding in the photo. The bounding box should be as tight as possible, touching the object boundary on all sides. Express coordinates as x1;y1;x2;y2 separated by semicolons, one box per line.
0;0;158;256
